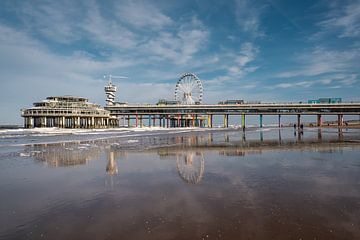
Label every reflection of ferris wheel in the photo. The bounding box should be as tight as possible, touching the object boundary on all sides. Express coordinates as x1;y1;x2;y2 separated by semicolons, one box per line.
176;152;205;184
175;73;203;105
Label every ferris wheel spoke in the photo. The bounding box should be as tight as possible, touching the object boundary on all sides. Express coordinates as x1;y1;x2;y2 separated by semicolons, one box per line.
178;83;187;93
185;79;192;92
189;81;196;92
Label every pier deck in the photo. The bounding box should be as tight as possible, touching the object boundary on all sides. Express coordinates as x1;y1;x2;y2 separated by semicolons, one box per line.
106;102;360;128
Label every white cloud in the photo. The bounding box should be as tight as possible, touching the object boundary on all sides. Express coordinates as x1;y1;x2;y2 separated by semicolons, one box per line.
234;0;265;37
276;47;360;78
6;0;209;66
18;1;81;43
115;0;173;29
271;74;358;89
202;42;260;88
225;42;259;78
141;16;209;65
82;1;138;50
316;1;360;38
274;81;314;89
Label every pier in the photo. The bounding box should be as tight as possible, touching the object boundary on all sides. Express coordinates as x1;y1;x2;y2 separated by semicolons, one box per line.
105;102;360;128
21;73;360;129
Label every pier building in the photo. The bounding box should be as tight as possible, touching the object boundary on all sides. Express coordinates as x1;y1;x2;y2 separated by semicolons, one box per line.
21;96;117;128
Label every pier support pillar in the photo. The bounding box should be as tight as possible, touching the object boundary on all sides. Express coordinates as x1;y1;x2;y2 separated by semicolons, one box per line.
297;114;301;128
135;113;138;127
260;114;263;128
241;114;246;130
278;114;281;128
140;115;143;127
223;114;227;128
39;117;46;128
24;117;29;128
128;115;131;127
207;114;213;128
148;115;151;127
167;116;169;128
26;117;34;128
177;113;180;128
317;114;322;127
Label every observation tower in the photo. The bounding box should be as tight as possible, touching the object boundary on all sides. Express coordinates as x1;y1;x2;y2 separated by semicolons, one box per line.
104;75;117;106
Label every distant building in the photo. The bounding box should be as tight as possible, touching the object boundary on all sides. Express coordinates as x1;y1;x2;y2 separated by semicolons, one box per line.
218;99;245;105
308;98;342;104
157;99;181;105
21;96;118;128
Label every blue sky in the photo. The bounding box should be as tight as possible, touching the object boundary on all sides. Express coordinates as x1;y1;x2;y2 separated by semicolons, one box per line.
0;0;359;124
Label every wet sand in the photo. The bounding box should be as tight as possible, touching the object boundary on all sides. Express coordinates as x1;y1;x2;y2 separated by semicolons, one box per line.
0;127;359;240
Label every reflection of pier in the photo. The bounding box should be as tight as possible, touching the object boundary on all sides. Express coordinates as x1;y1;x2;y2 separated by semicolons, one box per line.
176;152;205;184
106;149;118;175
28;143;100;167
219;149;245;156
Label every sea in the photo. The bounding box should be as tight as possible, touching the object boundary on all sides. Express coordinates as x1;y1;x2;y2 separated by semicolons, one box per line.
0;126;359;239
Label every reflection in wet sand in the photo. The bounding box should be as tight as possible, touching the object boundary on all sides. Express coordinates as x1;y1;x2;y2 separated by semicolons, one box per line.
176;151;204;184
219;149;245;156
106;149;118;175
318;128;322;141
27;142;100;167
2;127;360;239
24;127;360;177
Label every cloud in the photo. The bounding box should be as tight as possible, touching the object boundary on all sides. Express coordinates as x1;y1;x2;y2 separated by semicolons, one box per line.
115;0;173;29
316;1;360;38
208;42;259;83
82;1;138;50
17;1;81;43
140;16;209;65
234;0;266;37
3;0;210;66
276;47;360;78
271;74;358;89
273;81;314;89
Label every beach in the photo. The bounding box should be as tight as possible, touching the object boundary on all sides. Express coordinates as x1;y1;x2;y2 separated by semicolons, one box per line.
0;126;359;239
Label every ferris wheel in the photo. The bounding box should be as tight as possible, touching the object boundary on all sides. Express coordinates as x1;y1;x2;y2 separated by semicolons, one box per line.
176;152;205;184
175;73;203;104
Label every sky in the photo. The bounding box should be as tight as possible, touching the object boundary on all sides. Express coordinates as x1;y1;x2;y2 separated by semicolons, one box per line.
0;0;360;124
